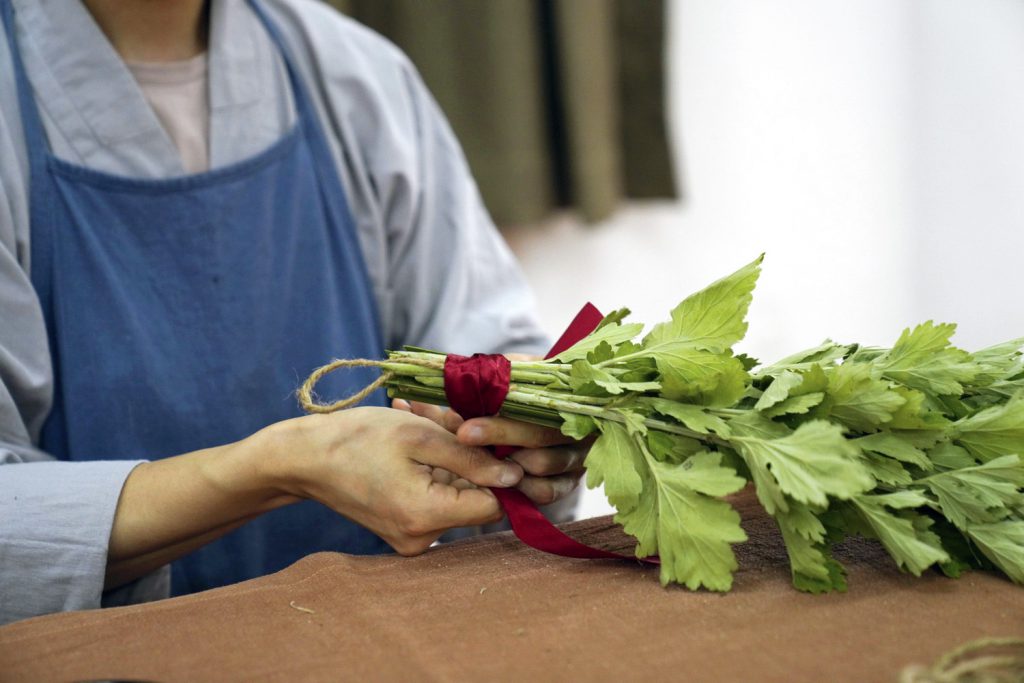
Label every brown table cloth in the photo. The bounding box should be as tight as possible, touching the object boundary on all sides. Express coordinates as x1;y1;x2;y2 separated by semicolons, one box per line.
1;492;1021;682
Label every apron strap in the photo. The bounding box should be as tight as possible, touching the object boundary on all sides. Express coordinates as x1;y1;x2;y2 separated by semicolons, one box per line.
245;0;385;340
245;0;322;141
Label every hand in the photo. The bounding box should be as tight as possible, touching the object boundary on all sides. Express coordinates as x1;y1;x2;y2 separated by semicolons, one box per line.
393;399;588;505
457;416;588;505
264;407;524;555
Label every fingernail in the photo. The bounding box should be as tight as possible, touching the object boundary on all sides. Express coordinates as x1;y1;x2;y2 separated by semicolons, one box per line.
498;465;521;487
464;425;484;444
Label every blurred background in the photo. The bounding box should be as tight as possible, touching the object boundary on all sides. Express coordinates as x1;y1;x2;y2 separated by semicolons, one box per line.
332;0;1024;518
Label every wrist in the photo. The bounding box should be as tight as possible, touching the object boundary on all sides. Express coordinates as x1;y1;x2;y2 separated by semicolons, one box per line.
247;412;351;503
206;422;304;512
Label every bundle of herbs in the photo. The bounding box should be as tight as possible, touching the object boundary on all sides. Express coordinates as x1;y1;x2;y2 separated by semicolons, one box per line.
304;256;1024;593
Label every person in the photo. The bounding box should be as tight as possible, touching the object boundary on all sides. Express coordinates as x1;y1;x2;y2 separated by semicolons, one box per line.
0;0;586;625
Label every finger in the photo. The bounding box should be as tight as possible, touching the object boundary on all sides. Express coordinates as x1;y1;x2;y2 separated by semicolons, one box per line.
426;484;504;529
458;416;573;449
429;468;477;490
509;444;589;477
516;473;582;506
504;352;541;362
429;466;458;486
408;401;465;433
408;400;445;422
392;398;412;412
417;437;524;489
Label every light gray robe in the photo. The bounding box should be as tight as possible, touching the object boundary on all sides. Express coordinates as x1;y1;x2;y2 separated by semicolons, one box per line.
0;0;548;625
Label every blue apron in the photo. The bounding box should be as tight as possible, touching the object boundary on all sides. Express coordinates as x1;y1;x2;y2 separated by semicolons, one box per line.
2;0;393;595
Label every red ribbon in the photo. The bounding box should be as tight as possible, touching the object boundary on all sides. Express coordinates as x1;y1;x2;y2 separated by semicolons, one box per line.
444;303;652;562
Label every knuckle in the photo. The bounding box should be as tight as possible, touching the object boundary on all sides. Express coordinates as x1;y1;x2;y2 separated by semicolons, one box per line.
525;478;557;505
516;449;556;476
395;509;431;537
461;446;495;475
515;447;577;476
396;423;440;453
391;537;429;557
485;506;505;525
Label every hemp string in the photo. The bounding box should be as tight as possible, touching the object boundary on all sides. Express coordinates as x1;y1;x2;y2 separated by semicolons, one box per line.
899;637;1024;683
297;357;441;414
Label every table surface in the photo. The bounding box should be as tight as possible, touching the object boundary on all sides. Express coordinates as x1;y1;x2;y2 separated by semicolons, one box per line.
1;491;1021;683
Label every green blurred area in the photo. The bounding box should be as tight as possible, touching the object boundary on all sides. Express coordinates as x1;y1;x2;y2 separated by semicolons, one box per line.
328;0;678;226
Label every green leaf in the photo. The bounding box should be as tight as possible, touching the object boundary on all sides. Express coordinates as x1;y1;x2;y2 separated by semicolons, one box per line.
644;398;731;436
854;432;933;471
775;503;848;593
851;494;950;575
966;520;1024;583
586;341;616;364
594;308;632;332
928;442;978;470
826;363;906;432
584;422;644;512
617;464;659;557
754;371;804;411
971;337;1024;370
726;414;790;513
760;365;830;417
732;420;874;512
762;392;826;418
953;396;1024;463
735;353;760;371
644;347;748;407
646;431;704;463
921;455;1024;530
559;412;598;440
878;322;978;396
647;452;747;590
555;322;645;363
886;386;951;430
642;255;763;354
568;360;661;396
675;450;749;497
863;453;913;486
929;519;982;578
615;447;748;590
757;341;852;376
615;409;649;437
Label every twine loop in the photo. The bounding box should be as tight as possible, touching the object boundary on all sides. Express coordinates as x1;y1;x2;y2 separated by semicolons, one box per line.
899;637;1024;683
297;357;441;414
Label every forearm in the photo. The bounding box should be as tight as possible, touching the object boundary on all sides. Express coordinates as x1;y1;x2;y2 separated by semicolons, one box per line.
105;426;298;589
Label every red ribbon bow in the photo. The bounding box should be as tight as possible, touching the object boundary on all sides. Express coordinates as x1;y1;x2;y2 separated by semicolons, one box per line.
444;304;653;562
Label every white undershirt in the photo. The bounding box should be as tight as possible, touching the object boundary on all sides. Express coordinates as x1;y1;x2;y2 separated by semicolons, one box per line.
126;53;210;174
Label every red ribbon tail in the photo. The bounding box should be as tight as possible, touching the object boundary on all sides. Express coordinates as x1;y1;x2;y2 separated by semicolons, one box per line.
499;303;656;564
440;303;657;563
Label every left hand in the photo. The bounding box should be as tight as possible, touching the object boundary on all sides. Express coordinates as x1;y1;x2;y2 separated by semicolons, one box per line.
392;400;588;505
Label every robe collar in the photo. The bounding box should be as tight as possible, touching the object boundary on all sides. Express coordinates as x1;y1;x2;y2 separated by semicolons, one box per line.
12;0;289;176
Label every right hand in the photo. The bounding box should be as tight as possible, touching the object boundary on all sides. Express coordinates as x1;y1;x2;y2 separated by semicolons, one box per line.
261;407;525;555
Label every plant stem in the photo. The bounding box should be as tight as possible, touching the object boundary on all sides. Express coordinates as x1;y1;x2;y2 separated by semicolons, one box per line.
385;365;729;446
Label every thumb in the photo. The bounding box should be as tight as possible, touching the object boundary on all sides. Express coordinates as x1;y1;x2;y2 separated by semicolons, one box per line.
420;441;523;489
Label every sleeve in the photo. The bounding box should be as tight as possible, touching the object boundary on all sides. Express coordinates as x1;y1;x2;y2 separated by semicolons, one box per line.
276;1;551;356
0;55;169;626
381;60;551;356
0;461;170;625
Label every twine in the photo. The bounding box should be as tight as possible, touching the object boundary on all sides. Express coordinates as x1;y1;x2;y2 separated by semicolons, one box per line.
899;637;1024;683
297;357;442;414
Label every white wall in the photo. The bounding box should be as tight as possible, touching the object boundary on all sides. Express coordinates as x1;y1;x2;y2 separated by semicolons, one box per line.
910;0;1024;350
502;0;1024;518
